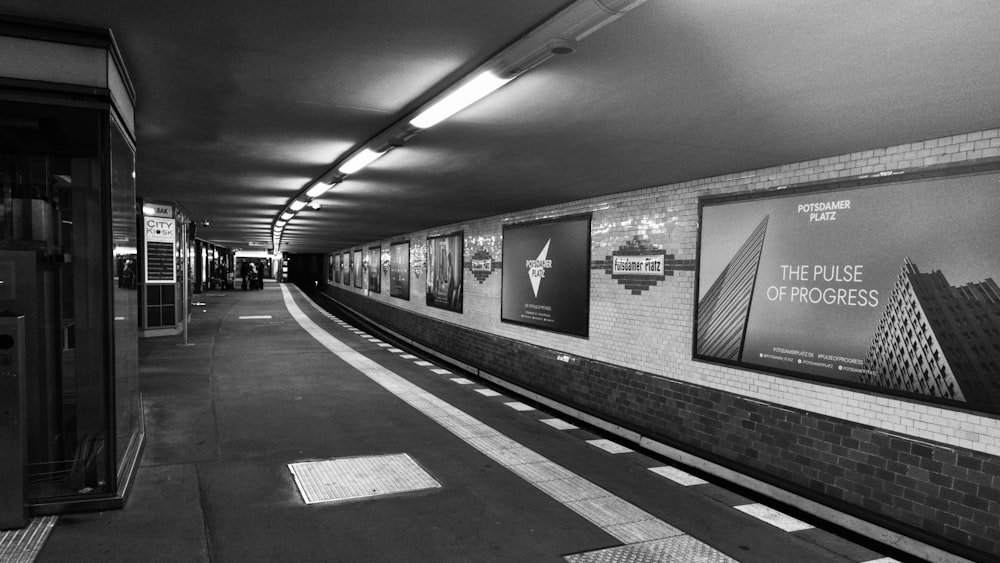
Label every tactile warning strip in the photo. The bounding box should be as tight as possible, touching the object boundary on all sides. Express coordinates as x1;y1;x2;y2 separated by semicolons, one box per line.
564;535;739;563
288;453;440;504
0;516;58;563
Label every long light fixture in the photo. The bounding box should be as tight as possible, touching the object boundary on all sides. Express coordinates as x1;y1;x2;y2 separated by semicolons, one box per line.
306;181;334;198
338;148;387;175
280;212;294;221
409;71;512;129
289;199;307;211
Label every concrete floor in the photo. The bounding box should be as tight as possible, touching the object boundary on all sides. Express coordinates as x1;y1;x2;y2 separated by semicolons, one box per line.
32;281;919;563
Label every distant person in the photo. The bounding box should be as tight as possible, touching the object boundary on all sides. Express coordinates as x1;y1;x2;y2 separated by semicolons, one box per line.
121;259;135;289
248;262;258;290
240;260;250;291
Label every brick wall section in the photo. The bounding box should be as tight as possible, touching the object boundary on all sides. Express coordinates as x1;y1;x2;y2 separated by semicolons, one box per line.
320;128;1000;560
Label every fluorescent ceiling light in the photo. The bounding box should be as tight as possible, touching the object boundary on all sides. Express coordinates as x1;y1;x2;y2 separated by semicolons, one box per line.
338;148;386;175
275;220;286;227
409;71;512;129
306;182;333;198
290;200;307;211
280;212;294;221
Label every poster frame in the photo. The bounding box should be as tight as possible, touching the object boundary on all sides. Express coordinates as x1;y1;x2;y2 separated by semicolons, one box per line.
425;230;464;313
693;158;1000;413
500;213;592;338
389;240;411;300
353;249;363;289
368;245;381;294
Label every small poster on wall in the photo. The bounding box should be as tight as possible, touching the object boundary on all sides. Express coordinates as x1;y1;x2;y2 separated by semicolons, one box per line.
368;245;381;293
390;241;410;299
354;249;363;289
426;232;463;312
501;214;591;337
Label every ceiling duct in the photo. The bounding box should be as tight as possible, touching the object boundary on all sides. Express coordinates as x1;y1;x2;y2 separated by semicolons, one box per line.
495;0;648;78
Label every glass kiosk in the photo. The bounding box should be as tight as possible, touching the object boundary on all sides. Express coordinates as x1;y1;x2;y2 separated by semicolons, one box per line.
0;15;143;522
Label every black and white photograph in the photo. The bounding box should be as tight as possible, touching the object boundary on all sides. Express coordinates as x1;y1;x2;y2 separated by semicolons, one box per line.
697;170;1000;409
425;232;463;312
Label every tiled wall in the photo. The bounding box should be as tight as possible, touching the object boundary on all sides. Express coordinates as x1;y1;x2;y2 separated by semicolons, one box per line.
322;128;1000;560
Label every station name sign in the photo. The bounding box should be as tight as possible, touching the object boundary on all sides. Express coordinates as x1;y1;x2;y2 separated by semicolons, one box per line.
612;254;664;275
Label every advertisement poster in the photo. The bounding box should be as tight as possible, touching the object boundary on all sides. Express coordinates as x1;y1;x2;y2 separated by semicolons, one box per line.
353;250;363;289
501;214;591;337
368;245;381;293
144;216;176;284
696;169;1000;410
426;232;463;312
390;241;410;299
334;254;341;284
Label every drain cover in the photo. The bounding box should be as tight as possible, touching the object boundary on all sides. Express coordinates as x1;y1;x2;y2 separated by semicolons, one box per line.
289;453;440;505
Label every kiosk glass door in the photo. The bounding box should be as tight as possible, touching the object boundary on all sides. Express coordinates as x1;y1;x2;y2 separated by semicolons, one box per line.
0;101;118;501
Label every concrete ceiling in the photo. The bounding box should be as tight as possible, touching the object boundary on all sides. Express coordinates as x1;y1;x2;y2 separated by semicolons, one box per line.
5;1;999;253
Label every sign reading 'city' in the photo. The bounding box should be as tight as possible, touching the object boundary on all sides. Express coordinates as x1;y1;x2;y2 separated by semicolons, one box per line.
501;214;591;337
144;216;175;284
695;168;1000;412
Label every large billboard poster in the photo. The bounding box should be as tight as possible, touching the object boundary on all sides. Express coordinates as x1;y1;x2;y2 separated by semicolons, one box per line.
368;245;381;293
426;232;463;312
390;241;410;299
501;214;591;337
695;167;1000;412
334;253;341;284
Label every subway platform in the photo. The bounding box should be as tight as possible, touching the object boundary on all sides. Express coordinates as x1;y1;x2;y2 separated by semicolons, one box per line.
6;281;922;562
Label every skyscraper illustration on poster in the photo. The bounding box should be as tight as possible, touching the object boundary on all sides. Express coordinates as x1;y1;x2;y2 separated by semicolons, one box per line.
696;170;1000;411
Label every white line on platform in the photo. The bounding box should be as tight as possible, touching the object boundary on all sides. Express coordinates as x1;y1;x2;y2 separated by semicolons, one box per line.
540;418;578;430
648;466;707;486
734;503;814;532
587;439;633;454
